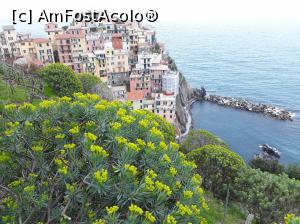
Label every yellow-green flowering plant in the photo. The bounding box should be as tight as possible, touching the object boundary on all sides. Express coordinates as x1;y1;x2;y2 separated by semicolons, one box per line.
0;93;207;223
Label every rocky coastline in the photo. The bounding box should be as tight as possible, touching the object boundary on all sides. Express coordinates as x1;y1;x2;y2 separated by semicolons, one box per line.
175;74;204;140
175;82;294;140
204;94;294;121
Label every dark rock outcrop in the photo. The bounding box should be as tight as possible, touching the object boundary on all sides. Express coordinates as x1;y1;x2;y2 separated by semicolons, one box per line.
175;73;197;133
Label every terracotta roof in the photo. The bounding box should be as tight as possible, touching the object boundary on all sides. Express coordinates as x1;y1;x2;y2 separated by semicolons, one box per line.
34;38;50;43
128;91;144;100
55;33;85;40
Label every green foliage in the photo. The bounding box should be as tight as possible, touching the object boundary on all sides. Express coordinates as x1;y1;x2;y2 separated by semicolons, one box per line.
202;192;246;224
39;63;82;97
181;129;228;153
43;83;57;98
78;73;114;101
234;168;300;224
78;73;101;94
153;43;161;54
249;157;285;175
285;214;300;224
187;145;245;198
0;79;28;102
0;64;4;75
0;93;207;223
286;164;300;181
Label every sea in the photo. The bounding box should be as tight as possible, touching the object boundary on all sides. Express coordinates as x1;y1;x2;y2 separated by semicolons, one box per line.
1;20;300;164
155;21;300;165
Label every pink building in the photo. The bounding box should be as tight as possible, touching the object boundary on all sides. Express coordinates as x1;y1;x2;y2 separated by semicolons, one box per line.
86;33;104;52
128;69;151;99
55;33;86;69
55;34;73;67
150;64;169;92
66;26;86;35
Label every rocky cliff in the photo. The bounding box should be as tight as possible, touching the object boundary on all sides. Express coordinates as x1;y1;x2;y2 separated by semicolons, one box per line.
175;72;195;133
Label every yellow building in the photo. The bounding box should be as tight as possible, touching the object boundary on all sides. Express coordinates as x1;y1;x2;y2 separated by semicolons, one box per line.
15;38;36;58
34;38;54;65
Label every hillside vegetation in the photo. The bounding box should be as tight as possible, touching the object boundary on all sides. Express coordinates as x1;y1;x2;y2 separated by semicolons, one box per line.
0;64;299;224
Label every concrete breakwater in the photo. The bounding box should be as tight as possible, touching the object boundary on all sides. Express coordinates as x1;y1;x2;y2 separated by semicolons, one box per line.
205;94;293;121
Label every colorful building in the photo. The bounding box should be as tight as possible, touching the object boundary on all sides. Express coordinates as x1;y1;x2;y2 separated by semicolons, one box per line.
34;38;54;64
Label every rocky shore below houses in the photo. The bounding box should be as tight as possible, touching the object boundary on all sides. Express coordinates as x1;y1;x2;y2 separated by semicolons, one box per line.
175;73;204;139
204;94;294;121
175;79;294;140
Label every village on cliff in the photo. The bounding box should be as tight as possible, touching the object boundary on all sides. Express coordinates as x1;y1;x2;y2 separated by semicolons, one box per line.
0;19;181;126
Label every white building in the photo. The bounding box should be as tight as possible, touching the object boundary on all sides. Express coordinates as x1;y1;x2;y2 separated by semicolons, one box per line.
136;52;161;70
153;93;176;123
162;71;179;95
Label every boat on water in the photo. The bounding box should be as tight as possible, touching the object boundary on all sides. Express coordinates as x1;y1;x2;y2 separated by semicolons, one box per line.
258;144;281;159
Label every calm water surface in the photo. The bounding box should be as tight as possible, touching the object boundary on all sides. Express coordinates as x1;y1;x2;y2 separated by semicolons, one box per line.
156;22;300;164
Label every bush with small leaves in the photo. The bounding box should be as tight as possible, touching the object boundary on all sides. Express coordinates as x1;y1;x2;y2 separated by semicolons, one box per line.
187;144;245;198
0;93;207;223
249;157;285;175
286;164;300;181
234;168;300;224
181;129;228;153
78;73;114;101
39;63;82;96
78;73;101;93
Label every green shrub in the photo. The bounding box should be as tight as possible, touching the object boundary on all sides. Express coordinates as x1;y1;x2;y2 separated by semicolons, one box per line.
0;94;207;223
187;145;245;197
234;168;300;224
249;157;285;175
286;164;300;181
78;73;114;101
39;63;82;96
181;130;228;153
78;73;101;93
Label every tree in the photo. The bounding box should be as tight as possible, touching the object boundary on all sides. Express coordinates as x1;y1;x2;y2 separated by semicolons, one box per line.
39;63;82;96
0;93;207;223
249;157;285;175
181;130;228;153
187;144;245;197
234;168;300;224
